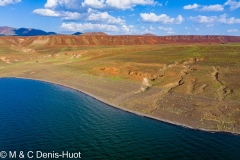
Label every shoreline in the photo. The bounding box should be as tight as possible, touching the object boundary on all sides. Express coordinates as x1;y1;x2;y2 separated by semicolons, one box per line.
3;76;239;136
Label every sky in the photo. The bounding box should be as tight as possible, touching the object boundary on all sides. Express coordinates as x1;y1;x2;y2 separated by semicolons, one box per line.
0;0;240;35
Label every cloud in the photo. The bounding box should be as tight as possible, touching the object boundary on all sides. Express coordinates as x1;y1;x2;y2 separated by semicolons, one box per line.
86;9;125;24
158;26;174;34
33;8;125;24
184;3;224;11
0;0;21;6
82;0;105;9
224;0;240;10
149;26;155;30
200;4;224;11
44;0;158;10
60;22;119;32
33;8;60;17
183;3;199;10
104;0;157;10
33;9;83;20
60;22;137;34
190;15;217;23
218;14;240;24
82;0;157;10
190;14;240;24
227;29;238;32
140;13;184;24
44;0;81;10
122;25;137;34
158;26;172;31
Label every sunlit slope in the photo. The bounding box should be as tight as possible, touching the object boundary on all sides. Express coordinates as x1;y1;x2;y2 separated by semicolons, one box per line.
0;35;240;133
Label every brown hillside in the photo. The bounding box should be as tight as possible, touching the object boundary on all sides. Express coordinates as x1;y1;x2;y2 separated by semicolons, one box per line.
1;35;240;47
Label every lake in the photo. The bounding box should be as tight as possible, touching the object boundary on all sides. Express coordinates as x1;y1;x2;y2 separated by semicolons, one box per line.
0;78;239;159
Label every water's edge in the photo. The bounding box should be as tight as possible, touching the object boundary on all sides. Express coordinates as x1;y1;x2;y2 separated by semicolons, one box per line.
3;76;239;136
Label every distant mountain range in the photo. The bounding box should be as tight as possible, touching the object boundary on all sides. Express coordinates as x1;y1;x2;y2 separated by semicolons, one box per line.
0;26;57;36
0;26;83;36
71;32;83;35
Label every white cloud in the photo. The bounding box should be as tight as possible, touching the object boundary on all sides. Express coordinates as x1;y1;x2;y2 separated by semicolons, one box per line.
44;0;80;9
82;0;105;9
33;9;82;20
0;0;21;6
183;3;199;10
60;22;119;32
44;0;157;10
82;0;157;10
150;26;155;30
87;9;125;24
185;27;191;30
158;26;172;31
122;25;137;34
224;0;240;10
190;15;217;24
60;22;137;34
218;14;240;24
107;0;157;10
62;12;83;20
140;13;184;24
158;26;174;34
190;14;240;24
227;29;238;32
200;4;224;11
33;8;125;24
44;0;58;8
33;8;60;17
184;3;224;12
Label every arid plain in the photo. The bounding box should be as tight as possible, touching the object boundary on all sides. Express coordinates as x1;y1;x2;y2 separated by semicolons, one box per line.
0;34;240;134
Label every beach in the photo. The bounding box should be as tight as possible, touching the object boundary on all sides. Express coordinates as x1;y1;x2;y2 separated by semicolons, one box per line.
1;72;239;135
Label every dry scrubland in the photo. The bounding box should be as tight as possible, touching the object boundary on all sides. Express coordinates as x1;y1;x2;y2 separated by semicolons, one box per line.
0;35;240;134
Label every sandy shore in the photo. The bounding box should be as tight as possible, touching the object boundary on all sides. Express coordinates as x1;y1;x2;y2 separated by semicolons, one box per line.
7;76;239;136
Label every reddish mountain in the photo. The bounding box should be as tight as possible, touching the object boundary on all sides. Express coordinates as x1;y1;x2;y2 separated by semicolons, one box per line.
1;35;240;46
143;33;157;36
81;32;108;36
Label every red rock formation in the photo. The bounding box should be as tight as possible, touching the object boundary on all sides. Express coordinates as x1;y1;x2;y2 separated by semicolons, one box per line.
1;35;240;46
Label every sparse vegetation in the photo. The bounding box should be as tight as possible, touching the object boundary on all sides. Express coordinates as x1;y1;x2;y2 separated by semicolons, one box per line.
0;36;240;134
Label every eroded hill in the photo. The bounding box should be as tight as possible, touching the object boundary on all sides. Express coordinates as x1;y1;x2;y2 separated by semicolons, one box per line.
1;35;240;47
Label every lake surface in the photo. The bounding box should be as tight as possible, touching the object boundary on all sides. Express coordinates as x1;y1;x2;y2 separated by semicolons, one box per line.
0;78;239;160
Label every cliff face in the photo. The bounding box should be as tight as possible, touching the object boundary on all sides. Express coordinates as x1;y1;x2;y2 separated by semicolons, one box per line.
1;35;240;46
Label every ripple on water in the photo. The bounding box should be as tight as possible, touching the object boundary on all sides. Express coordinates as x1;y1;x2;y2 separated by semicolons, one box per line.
0;78;239;160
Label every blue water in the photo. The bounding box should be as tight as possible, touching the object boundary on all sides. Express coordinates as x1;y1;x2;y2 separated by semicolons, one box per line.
0;78;239;160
